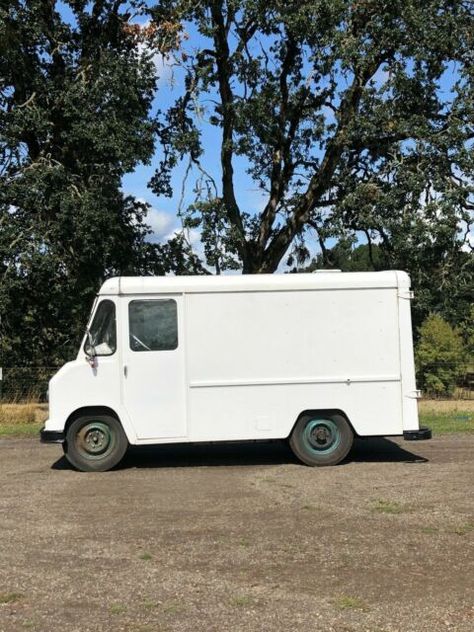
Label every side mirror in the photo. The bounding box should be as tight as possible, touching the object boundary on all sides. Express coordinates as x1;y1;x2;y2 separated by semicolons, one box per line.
85;331;96;365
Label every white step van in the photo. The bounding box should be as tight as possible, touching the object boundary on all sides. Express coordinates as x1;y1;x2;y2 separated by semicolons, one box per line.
41;271;431;471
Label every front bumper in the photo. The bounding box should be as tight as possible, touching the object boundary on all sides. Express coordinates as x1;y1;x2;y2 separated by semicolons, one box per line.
40;427;65;444
403;426;432;441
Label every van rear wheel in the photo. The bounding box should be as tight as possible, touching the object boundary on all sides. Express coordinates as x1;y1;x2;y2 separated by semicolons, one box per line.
64;414;128;472
289;413;353;466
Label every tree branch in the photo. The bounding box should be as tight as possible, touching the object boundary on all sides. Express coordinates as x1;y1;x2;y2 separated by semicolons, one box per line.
210;1;247;261
257;35;300;251
260;58;387;272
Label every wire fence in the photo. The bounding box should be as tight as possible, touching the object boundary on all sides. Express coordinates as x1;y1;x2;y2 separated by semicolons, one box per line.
0;367;59;403
0;363;472;403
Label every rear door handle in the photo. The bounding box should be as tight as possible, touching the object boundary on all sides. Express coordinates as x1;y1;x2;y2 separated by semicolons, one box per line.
123;364;128;377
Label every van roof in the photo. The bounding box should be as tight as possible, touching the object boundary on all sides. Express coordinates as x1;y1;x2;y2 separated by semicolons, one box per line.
98;271;410;296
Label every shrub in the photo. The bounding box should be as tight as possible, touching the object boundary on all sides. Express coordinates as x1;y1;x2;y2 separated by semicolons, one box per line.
415;314;465;396
458;306;474;363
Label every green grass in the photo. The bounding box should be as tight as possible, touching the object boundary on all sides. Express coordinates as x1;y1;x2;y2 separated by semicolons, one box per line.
138;551;152;561
371;499;405;514
335;595;369;611
230;595;254;608
419;411;474;434
421;526;439;535
162;601;181;615
0;592;23;604
110;603;127;615
450;522;474;536
0;422;43;438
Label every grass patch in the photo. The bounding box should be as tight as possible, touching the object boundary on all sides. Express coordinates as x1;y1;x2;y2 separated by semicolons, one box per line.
0;403;47;438
230;595;254;608
421;526;439;535
0;422;43;438
138;552;152;561
110;603;127;615
163;601;181;615
0;403;47;424
419;410;474;434
419;400;474;413
450;522;474;536
0;592;23;604
371;499;405;514
336;595;369;611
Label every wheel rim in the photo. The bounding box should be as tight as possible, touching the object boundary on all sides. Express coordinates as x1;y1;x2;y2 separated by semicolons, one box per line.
75;421;115;460
303;418;341;455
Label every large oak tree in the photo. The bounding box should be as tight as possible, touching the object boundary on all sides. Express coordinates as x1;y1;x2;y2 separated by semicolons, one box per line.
151;0;473;321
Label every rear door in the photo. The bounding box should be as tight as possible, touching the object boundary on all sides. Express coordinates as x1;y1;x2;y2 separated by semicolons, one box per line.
121;295;187;440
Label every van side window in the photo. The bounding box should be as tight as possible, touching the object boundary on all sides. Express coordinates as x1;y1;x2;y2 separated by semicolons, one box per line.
87;300;116;356
129;300;178;352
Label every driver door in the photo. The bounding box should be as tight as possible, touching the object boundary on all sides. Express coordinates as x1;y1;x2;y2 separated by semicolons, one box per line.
121;295;187;440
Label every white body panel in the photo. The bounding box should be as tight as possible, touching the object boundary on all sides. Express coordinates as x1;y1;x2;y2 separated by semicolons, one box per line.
45;271;420;443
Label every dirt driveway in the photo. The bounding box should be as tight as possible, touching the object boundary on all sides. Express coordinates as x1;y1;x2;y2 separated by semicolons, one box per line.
0;435;473;632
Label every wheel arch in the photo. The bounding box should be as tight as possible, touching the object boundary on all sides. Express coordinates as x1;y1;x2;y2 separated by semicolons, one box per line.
65;406;123;434
288;409;357;439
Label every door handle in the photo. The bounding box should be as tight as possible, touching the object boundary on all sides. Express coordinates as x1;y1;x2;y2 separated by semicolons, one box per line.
123;364;128;378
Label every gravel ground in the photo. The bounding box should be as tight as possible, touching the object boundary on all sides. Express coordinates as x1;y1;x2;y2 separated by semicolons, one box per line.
0;435;473;632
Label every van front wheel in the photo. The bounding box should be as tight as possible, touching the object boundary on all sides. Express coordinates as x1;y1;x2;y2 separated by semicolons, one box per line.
64;414;128;472
289;413;353;466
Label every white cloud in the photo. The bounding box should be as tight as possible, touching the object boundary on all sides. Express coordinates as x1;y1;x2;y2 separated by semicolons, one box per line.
144;206;176;242
140;46;174;83
135;20;175;84
163;226;202;247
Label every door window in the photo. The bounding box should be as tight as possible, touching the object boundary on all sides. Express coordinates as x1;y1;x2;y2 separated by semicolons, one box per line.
129;299;178;352
87;300;116;356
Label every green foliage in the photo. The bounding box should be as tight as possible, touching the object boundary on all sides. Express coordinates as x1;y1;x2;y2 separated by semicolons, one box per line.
415;315;465;396
0;1;199;366
457;306;474;364
297;240;384;273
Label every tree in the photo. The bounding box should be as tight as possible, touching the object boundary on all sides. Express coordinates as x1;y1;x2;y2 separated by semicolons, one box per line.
150;0;473;322
0;1;199;367
457;305;474;361
415;314;465;396
296;240;384;273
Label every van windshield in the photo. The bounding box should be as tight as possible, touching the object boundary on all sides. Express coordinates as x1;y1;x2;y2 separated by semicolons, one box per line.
87;300;116;356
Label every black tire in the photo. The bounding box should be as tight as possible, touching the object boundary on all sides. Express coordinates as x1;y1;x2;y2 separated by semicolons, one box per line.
289;412;353;466
63;414;128;472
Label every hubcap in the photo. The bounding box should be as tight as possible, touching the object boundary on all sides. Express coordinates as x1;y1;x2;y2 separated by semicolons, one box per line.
303;418;340;455
76;422;114;459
